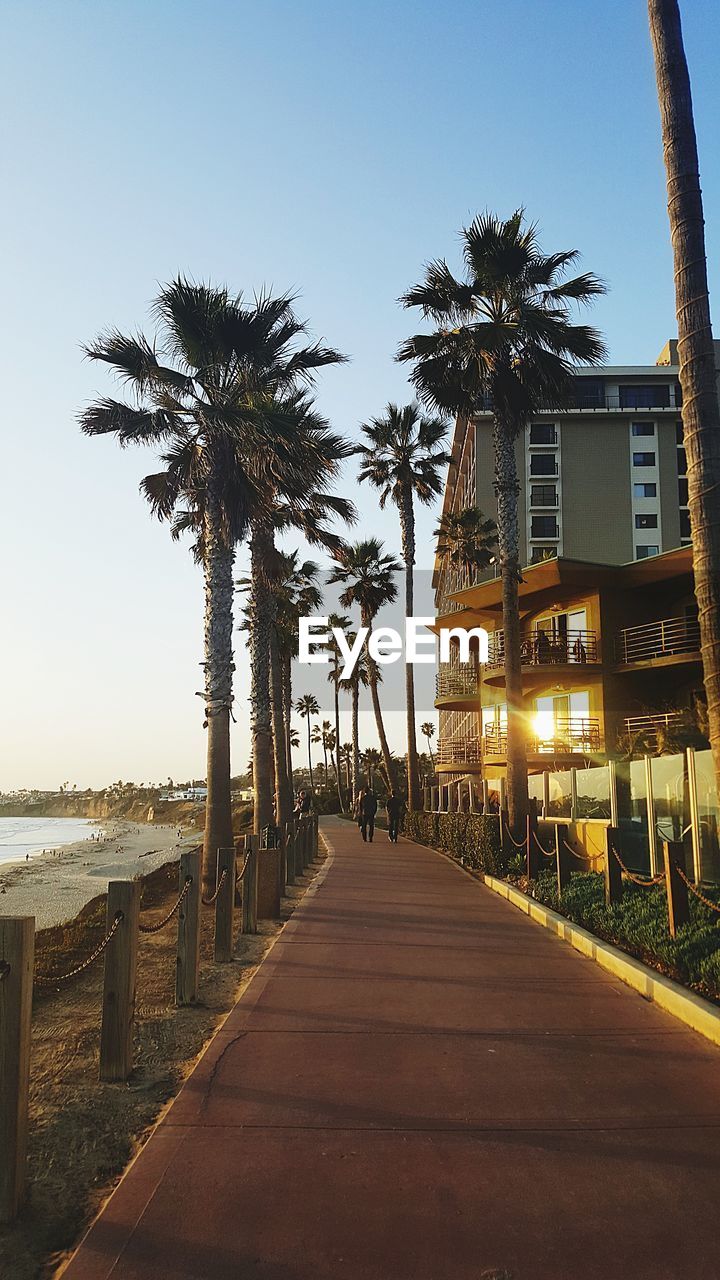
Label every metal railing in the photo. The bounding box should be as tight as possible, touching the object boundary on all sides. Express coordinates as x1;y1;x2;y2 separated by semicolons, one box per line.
616;616;700;664
478;390;677;412
483;717;602;756
485;629;599;671
437;740;482;765
623;712;688;743
435;668;481;699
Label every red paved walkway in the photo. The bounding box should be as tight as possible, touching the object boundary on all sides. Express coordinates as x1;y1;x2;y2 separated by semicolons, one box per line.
63;817;720;1280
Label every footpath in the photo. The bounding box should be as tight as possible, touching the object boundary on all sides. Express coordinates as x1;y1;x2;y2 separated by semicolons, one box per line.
62;815;720;1279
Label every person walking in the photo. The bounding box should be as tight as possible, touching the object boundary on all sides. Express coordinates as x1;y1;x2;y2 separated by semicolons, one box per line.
359;787;378;842
386;790;404;843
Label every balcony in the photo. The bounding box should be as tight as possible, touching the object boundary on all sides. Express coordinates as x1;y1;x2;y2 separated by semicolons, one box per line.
485;629;599;673
478;387;677;413
437;740;482;766
435;668;481;700
616;616;700;665
483;717;602;757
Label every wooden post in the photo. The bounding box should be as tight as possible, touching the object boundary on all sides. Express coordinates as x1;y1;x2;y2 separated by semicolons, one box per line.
500;805;510;863
257;839;282;920
313;813;319;859
526;797;540;880
285;822;296;886
0;917;34;1223
241;834;259;934
176;850;200;1006
603;827;623;906
555;824;571;893
663;840;690;938
100;880;140;1083
214;846;236;962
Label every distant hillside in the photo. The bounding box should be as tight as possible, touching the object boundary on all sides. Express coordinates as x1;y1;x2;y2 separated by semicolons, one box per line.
0;791;254;830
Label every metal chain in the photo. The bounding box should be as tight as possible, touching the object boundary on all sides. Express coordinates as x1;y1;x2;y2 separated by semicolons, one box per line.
675;865;720;915
235;853;250;886
611;844;665;888
34;912;124;987
138;877;193;934
201;866;227;906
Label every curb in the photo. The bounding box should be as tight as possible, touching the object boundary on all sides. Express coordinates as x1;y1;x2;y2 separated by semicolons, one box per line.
484;873;720;1048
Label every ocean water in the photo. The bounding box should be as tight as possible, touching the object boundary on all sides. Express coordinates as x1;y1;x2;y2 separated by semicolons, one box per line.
0;817;98;865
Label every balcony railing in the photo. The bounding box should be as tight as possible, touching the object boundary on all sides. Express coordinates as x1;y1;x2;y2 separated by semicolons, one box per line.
624;711;688;741
483;717;602;756
478;389;678;413
485;629;599;672
435;668;481;699
616;616;700;664
437;740;482;765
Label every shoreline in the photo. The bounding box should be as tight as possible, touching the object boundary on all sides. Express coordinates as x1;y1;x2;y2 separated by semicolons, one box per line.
0;818;202;929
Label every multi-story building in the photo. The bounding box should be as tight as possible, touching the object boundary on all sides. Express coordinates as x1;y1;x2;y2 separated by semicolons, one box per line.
432;340;715;784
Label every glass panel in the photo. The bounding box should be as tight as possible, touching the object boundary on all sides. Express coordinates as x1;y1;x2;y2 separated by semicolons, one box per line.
575;766;611;819
694;749;720;883
650;753;688;847
619;759;651;873
528;774;544;804
547;770;572;818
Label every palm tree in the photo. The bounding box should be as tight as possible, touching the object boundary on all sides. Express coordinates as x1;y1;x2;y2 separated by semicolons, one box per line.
648;0;720;791
80;279;306;889
339;636;374;802
399;213;605;836
296;694;319;792
329;539;402;793
275;554;323;782
357;403;450;810
340;742;353;796
361;747;382;789
420;721;436;769
326;612;352;810
434;506;498;588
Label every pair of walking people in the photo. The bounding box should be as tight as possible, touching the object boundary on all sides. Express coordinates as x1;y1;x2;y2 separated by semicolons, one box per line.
354;787;404;843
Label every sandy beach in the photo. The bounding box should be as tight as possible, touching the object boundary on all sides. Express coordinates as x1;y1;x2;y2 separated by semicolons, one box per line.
0;819;202;928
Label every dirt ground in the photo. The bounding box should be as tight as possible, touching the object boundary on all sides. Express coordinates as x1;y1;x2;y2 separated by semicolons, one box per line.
0;850;324;1280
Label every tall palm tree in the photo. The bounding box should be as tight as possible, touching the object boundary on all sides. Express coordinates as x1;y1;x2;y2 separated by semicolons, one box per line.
361;747;382;789
275;554;323;781
399;213;605;836
329;539;402;793
80;279;305;889
340;742;353;796
339;635;373;801
648;0;720;791
357;403;450;810
420;721;436;769
326;612;352;810
434;506;498;586
296;694;319;792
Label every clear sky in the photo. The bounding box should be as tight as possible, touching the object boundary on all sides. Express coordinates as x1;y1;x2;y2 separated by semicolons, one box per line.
1;0;719;791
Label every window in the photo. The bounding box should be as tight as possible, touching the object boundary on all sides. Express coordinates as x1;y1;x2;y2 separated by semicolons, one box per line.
676;421;684;444
620;384;670;409
634;482;656;498
571;378;605;409
680;510;691;539
531;516;558;539
631;422;655;437
530;484;557;507
677;447;687;474
635;513;658;529
678;477;688;505
531;546;556;564
633;452;656;467
530;454;557;476
636;545;659;559
529;423;557;445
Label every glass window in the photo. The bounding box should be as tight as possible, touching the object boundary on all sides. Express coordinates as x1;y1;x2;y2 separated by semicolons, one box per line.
530;484;557;507
571;378;605;409
633;482;656;498
633;452;656;467
631;422;655;437
636;545;659;559
680;510;691;539
530;454;557;476
677;447;687;474
531;515;558;539
529;423;557;445
620;384;670;409
676;420;684;444
678;476;688;505
635;513;658;529
530;546;556;564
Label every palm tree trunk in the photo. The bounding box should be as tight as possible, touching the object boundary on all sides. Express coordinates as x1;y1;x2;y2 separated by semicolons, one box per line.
493;418;528;837
201;485;235;892
249;520;275;834
333;660;345;811
269;627;293;829
282;656;293;783
365;634;396;791
351;681;360;801
399;487;421;809
649;0;720;791
306;718;315;792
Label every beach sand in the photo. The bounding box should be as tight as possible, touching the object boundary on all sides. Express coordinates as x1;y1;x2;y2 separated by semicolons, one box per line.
0;819;202;928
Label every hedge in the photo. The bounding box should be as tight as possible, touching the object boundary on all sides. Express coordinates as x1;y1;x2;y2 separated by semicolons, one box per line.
404;811;507;876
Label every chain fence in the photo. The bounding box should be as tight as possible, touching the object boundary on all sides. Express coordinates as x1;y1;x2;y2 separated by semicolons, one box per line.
33;911;125;987
676;865;720;916
138;876;193;934
201;866;227;907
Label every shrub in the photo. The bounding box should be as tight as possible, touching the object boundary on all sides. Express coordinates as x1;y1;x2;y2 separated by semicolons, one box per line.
404;811;507;876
